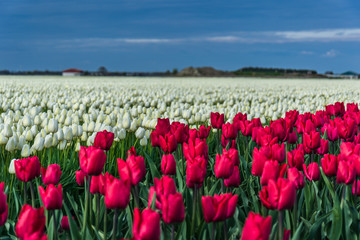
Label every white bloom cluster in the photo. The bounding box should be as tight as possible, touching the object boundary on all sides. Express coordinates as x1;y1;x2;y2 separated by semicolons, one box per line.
0;76;359;152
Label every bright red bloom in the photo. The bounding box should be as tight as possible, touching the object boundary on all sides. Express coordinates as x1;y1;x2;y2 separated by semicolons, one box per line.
268;178;296;210
271;118;288;142
148;176;177;210
90;173;108;195
286;167;305;190
316;139;329;155
241;212;272;240
170;122;189;144
261;160;279;186
222;123;237;140
304;119;316;133
15;205;45;240
75;170;87;186
303;163;320;181
240;120;254;136
61;216;70;231
303;131;321;150
337;160;356;185
186;156;207;188
150;131;160;147
41;164;61;185
198;125;211;139
161;154;176;175
79;146;107;176
94;130;114;151
201;193;238;223
322;121;339;141
287;131;298;144
105;176;131;209
155;118;171;136
287;148;304;170
215;152;235;179
224;166;241;187
335;117;356;140
159;133;177;153
259;186;274;210
211;112;224;129
160;193;185;224
133;208;161;240
271;143;285;163
251;146;272;176
39;184;63;210
23;231;47;240
183;138;207;161
321;154;338;177
117;153;146;186
15;156;41;182
0;183;7;226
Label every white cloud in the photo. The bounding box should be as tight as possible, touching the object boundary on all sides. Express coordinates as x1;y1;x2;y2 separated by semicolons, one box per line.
274;29;360;42
300;51;314;55
323;49;339;57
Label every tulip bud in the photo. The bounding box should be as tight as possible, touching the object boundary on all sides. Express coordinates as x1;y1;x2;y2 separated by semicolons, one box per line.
119;128;126;140
133;208;161;240
135;127;145;139
140;136;147;146
21;144;31;157
22;115;32;127
5;136;16;152
8;159;16;174
3;124;12;138
241;212;272;240
63;127;73;141
15;204;45;240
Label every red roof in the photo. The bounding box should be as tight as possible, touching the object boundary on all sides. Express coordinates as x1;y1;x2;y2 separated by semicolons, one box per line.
63;68;83;73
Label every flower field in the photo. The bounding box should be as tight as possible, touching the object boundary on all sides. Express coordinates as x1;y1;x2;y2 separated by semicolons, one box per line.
2;76;360;239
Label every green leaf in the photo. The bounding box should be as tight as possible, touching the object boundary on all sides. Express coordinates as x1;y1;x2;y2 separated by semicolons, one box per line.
64;202;82;240
330;201;342;240
292;222;304;240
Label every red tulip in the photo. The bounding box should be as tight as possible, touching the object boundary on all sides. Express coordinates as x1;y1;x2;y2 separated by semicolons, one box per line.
224;166;241;187
259;186;274;210
224;148;240;166
160;193;185;224
316;139;329;155
15;204;45;240
15;156;41;182
155;118;170;136
353;180;360;196
94;130;114;151
148;176;177;210
105;176;131;209
268;178;296;210
271;118;287;142
283;229;291;240
347;103;359;112
304;119;316;133
159;133;177;154
261;160;279;186
221;135;236;148
303;131;320;150
183;138;207;161
303;163;320;181
271;143;285;163
201;193;238;222
198;125;211;139
161;154;176;175
186;156;207;188
0;183;7;226
23;231;47;240
211;112;224;129
287;131;298;144
41;164;61;185
90;173;108;195
215;152;235;179
336;117;356;140
133;208;161;240
287;148;304;170
286;167;305;190
79;146;107;176
170;122;189;143
321;154;338;177
126;154;146;185
240;120;254;136
75;170;87;186
251;146;272;176
322;122;339;141
150;131;160;147
222;123;237;140
337;160;356;185
39;184;63;210
61;216;70;230
233;112;247;130
241;212;271;240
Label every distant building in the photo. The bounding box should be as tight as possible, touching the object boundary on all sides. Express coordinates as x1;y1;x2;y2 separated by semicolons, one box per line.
62;68;83;76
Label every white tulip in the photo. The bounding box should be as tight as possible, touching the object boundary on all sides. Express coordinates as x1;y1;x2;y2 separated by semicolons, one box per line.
44;134;53;148
63;127;73;141
8;159;16;174
21;144;31;157
118;128;126;140
48;118;58;133
140;136;147;146
5;136;16;151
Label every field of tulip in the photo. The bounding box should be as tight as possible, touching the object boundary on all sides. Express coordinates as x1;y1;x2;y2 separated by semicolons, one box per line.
2;76;360;239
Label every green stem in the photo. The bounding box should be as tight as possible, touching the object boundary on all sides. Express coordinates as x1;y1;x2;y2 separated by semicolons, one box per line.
96;194;100;231
211;222;215;240
53;210;58;240
29;181;35;208
223;220;228;240
82;176;91;239
112;209;118;240
293;196;298;229
23;182;27;204
217;130;220;154
171;224;175;240
221;179;224;193
278;211;283;240
191;186;197;238
104;208;108;240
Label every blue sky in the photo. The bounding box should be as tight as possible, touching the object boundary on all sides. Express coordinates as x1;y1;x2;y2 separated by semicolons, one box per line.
1;0;360;73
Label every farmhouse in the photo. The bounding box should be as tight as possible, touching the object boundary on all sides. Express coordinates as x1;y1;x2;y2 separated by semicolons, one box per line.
62;68;83;76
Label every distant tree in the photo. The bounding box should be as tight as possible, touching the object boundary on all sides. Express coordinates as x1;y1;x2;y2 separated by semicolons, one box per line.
172;68;178;75
325;71;334;75
98;66;108;76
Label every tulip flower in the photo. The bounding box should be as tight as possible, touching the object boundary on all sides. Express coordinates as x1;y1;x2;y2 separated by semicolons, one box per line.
148;176;177;210
75;170;87;186
15;156;41;182
90;173;108;195
271;143;285;163
0;183;7;226
15;204;46;240
161;154;176;175
267;178;296;210
150;131;160;147
271;118;287;142
105;176;131;209
155;118;171;136
159;133;177;154
41;164;61;185
316;139;329;155
287;167;305;190
215;152;235;179
183;138;207;161
224;166;241;187
261;160;279;186
303;163;320;181
61;216;70;231
287;148;304;170
133;208;161;240
251;146;272;176
303;131;321;150
170;122;189;143
39;184;63;210
94;130;114;151
22;231;47;240
239;120;254;136
259;186;274;210
160;193;185;224
117;154;146;186
198;125;211;139
321;154;338;177
241;212;272;240
222;122;237;140
337;160;356;185
286;131;298;144
211;112;224;129
201;193;238;223
336;117;356;140
79;146;107;176
186;156;207;188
